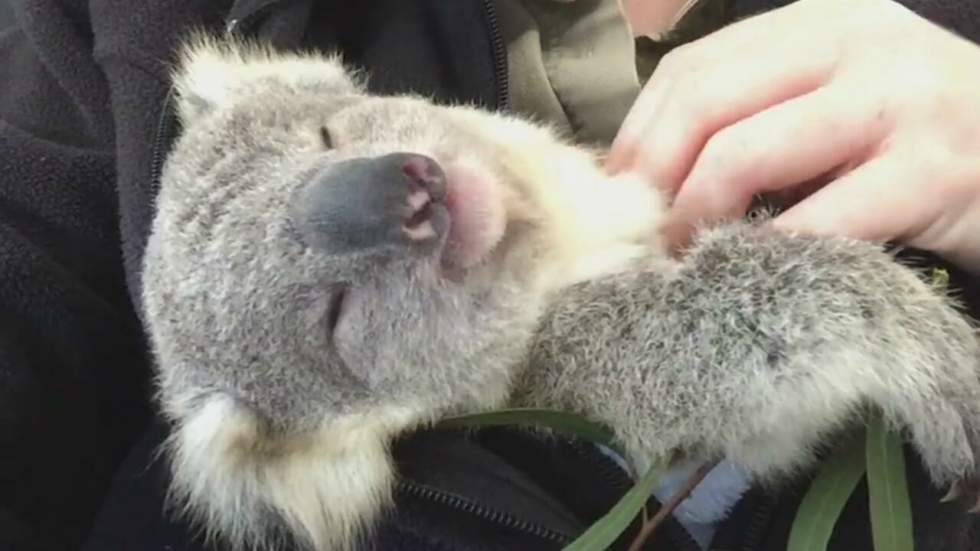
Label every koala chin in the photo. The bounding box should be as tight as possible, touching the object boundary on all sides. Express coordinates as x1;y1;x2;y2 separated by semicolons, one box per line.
143;34;666;551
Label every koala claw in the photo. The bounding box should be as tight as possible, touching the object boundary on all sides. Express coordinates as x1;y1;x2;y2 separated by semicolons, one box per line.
941;483;959;503
942;478;980;514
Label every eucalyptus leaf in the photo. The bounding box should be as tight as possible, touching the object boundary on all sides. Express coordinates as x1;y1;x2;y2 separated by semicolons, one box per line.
438;408;623;455
787;432;867;551
929;267;950;290
562;464;664;551
866;416;914;551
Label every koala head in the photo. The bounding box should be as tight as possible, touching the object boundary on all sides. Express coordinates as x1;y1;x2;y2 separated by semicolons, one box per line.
141;35;664;550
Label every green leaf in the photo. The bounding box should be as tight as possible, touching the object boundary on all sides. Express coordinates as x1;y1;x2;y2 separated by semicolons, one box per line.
438;408;623;455
787;432;867;551
928;267;950;290
866;416;914;551
562;464;664;551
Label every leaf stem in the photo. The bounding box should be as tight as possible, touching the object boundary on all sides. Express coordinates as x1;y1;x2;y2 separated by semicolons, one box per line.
627;462;716;551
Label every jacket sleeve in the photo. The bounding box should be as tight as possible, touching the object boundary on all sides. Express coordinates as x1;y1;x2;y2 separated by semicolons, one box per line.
898;0;980;44
0;9;152;551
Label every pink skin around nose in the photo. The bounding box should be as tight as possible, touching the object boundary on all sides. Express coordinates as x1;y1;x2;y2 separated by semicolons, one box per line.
441;162;506;271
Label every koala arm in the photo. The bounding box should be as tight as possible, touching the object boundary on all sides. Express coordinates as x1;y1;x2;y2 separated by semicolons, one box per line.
516;219;980;498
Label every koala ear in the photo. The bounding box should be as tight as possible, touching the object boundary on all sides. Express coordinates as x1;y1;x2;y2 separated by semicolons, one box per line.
171;32;363;123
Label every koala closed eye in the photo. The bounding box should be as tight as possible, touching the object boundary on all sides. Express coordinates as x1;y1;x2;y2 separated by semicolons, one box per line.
325;286;347;336
319;126;333;149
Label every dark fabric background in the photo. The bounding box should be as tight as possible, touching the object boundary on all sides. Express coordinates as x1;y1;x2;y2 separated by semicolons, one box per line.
0;1;13;29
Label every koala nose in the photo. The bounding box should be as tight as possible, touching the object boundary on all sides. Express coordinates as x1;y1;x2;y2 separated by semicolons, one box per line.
291;152;449;255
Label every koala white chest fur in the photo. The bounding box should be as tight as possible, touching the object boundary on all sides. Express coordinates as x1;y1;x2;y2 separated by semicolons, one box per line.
143;35;980;551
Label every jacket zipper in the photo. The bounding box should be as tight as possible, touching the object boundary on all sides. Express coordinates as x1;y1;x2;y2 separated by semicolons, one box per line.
732;496;776;551
148;88;176;198
480;0;510;111
397;479;573;546
223;0;288;36
571;441;633;493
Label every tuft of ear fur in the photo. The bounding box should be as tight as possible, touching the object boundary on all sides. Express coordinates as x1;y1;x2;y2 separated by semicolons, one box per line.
163;396;424;551
170;32;364;123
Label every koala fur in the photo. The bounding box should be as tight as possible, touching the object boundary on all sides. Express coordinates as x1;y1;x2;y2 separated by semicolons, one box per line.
520;222;980;486
143;34;980;551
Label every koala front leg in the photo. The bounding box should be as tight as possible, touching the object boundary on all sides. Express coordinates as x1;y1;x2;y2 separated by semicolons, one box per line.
517;220;980;507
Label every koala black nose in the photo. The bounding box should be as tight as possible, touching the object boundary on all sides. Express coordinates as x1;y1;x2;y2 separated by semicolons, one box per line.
291;152;449;255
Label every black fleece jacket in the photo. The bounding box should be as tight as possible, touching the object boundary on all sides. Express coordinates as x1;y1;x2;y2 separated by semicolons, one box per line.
2;1;980;550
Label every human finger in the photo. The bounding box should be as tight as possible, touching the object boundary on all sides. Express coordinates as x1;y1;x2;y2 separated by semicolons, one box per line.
606;1;839;191
771;156;933;245
660;84;891;249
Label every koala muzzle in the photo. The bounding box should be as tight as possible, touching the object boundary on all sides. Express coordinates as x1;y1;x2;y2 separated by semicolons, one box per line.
292;152;450;255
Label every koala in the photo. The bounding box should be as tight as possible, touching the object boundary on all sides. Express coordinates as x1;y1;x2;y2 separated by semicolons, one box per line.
142;34;980;551
144;34;666;551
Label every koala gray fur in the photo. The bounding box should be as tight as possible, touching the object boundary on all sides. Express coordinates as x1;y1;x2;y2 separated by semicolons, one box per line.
143;34;980;551
519;220;980;488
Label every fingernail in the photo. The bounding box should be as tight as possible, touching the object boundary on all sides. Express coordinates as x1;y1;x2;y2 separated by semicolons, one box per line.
660;219;693;254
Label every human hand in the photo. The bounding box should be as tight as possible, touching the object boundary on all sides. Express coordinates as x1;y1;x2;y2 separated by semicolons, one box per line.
606;0;980;274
